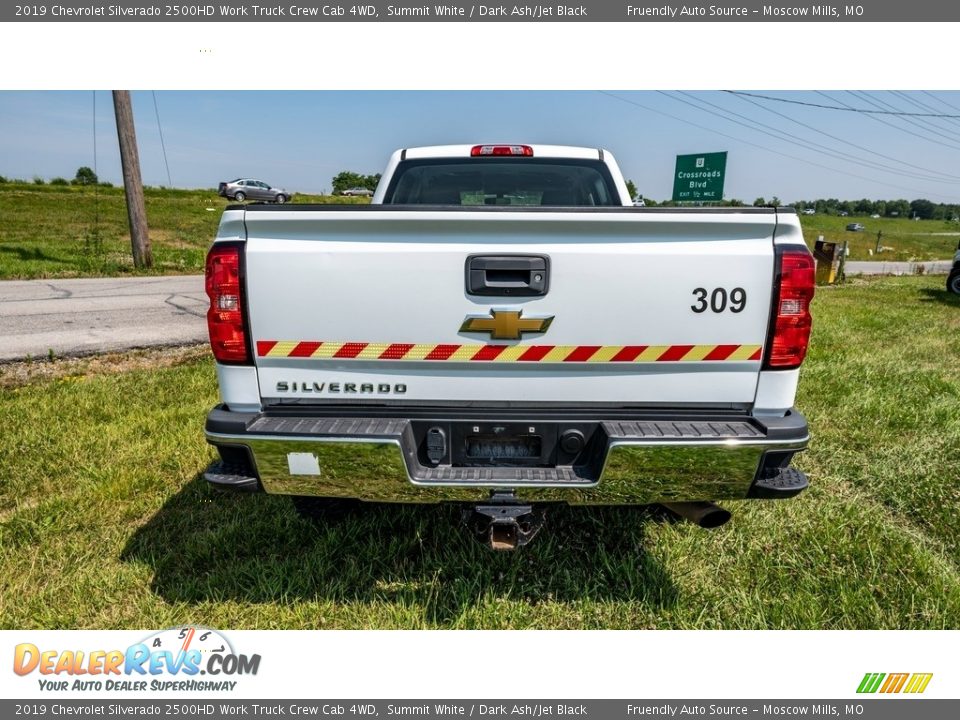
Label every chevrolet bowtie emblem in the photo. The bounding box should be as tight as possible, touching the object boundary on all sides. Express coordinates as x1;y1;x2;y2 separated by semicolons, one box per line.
459;309;554;340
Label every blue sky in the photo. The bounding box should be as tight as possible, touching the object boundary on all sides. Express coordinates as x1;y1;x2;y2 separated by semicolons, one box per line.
2;90;960;203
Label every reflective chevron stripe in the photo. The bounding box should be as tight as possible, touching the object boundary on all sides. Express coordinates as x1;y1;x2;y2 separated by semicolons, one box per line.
256;341;763;363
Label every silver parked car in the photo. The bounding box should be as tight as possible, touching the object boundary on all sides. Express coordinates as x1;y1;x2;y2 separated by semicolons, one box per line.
218;178;293;203
340;187;374;197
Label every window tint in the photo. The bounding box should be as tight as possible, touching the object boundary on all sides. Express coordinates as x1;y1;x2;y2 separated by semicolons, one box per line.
384;158;618;206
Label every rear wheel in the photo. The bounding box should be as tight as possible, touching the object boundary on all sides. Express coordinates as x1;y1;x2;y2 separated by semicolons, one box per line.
948;270;960;295
275;194;287;204
233;191;246;202
291;496;360;522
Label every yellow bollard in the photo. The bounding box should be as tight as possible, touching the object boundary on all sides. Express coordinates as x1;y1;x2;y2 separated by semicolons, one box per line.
813;239;837;285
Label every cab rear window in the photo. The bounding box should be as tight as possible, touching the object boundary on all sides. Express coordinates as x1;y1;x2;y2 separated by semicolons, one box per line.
383;158;619;206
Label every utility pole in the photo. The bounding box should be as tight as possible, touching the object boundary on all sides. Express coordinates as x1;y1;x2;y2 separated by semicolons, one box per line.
112;90;152;268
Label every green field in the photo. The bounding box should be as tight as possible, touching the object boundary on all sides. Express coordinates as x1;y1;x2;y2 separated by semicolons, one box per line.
0;184;956;279
0;183;368;279
1;275;958;629
801;212;959;262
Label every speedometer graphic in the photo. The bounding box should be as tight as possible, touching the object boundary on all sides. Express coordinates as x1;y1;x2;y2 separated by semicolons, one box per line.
139;626;234;660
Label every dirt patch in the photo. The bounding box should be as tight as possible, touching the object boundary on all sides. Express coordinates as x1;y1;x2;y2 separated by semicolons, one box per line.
0;344;209;389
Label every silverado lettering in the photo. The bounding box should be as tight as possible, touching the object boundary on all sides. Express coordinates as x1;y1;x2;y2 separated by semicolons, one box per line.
275;381;406;393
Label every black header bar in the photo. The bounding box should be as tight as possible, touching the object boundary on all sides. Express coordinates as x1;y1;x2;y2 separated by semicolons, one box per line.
4;1;955;23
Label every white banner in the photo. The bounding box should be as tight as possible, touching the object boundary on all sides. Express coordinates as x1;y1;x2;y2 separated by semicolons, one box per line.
2;630;955;699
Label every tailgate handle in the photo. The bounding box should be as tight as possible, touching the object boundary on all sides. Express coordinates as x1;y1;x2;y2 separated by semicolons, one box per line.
466;255;549;297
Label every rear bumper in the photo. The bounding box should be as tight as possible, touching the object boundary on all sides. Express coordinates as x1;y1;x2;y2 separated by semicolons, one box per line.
204;406;809;505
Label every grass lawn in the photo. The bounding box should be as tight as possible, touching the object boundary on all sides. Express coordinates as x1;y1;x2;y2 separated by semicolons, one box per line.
0;183;368;279
1;184;956;279
1;275;959;629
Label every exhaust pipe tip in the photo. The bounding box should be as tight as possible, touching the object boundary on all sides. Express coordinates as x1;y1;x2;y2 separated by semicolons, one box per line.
661;502;731;529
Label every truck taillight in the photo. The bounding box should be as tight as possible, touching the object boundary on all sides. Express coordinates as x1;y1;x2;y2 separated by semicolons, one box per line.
764;246;815;370
205;243;250;364
470;144;534;157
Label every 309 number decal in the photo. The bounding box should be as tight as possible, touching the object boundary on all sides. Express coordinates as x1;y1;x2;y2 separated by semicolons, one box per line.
691;287;747;313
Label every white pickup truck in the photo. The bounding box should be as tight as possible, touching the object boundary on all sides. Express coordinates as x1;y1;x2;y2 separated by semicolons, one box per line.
203;144;815;549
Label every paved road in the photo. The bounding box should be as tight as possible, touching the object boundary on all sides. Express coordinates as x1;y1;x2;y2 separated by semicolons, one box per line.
0;275;206;362
844;260;953;276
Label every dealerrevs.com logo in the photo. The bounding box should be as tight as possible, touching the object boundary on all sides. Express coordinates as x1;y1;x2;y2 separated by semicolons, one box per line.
13;627;260;693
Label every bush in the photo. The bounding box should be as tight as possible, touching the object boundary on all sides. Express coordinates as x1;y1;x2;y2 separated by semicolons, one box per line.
73;166;98;186
50;177;69;186
98;181;113;188
33;176;45;185
0;175;7;184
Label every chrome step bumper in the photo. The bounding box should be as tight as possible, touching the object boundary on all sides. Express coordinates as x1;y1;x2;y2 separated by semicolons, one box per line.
204;406;809;505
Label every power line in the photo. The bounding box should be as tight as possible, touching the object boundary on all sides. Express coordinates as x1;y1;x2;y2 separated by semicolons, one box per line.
847;91;960;152
816;90;960;158
863;91;960;139
888;90;960;131
723;91;960;118
661;91;958;194
727;90;960;182
92;91;99;234
151;90;184;243
921;90;960;115
891;90;957;115
674;91;960;185
151;91;173;188
597;92;958;201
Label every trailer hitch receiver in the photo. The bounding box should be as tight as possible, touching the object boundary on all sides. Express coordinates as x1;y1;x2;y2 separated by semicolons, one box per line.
464;498;546;551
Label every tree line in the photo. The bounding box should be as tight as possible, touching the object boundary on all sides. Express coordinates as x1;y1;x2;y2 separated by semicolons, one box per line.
627;183;958;219
0;166;112;187
786;197;959;220
331;171;381;195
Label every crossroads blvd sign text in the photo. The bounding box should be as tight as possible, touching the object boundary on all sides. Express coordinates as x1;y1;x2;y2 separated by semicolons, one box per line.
672;152;727;202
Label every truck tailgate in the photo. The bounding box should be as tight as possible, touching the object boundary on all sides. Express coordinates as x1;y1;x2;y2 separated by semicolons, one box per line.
243;208;777;407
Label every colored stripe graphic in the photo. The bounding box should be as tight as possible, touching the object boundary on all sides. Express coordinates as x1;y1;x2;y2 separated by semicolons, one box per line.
857;674;885;694
857;673;932;694
255;341;764;363
880;673;908;694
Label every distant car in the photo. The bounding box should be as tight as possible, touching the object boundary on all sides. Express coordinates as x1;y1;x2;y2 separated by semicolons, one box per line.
218;178;293;204
634;198;646;207
838;211;849;217
340;187;374;197
802;208;815;215
846;223;865;232
948;240;960;295
870;214;881;219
